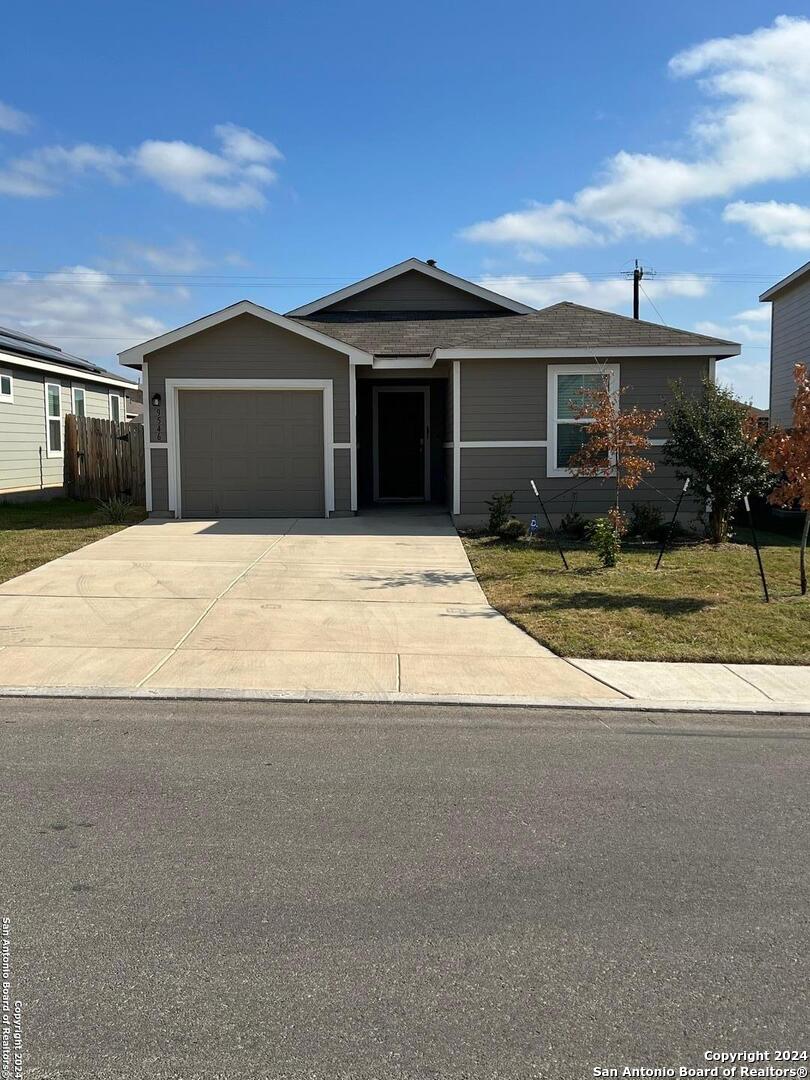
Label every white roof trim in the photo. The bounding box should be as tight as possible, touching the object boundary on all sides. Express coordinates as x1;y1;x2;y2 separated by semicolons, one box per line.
759;260;810;302
118;300;374;368
285;257;535;317
433;345;740;360
0;349;138;390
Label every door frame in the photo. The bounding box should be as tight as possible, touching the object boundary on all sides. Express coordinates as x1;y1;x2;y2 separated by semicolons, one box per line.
165;378;334;519
372;385;431;502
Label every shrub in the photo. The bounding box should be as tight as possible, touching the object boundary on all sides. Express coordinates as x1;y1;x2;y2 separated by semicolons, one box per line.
588;516;621;567
498;517;525;541
628;502;663;540
560;510;588;540
97;495;133;524
486;491;514;535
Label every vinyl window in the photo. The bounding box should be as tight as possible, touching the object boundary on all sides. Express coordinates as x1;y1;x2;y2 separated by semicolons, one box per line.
72;385;86;417
547;364;619;477
109;392;123;422
0;369;12;402
45;382;63;457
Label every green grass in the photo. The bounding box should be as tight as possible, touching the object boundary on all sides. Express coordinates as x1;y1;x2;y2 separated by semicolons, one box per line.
0;498;146;585
462;532;810;664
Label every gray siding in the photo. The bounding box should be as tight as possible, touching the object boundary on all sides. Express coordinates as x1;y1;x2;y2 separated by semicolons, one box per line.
334;447;351;511
0;367;70;495
150;448;169;512
321;269;511;314
769;277;810;427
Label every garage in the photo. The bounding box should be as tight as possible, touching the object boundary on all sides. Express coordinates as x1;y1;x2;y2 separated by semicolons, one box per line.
178;388;325;517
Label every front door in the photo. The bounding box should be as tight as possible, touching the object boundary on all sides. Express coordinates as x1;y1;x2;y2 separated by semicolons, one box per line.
374;387;429;501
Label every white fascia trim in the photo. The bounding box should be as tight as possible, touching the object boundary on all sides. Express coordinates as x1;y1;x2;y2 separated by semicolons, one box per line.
547;362;620;479
164;378;335;520
452;361;461;516
118;300;374;368
0;349;137;390
285;257;535;317
143;361;153;511
460;440;547;449
759;259;810;302
434;345;740;360
372;356;435;369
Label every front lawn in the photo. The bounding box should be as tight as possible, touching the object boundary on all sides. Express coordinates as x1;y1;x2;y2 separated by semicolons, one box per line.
0;499;146;585
462;531;810;664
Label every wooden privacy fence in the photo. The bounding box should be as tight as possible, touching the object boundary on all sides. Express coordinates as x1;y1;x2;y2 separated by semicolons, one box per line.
64;415;145;504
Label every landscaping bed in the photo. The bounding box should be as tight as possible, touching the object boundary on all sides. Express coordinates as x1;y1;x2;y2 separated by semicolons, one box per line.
462;531;810;664
0;499;146;586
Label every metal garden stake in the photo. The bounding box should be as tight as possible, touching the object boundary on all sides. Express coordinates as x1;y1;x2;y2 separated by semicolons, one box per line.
655;477;690;570
530;480;569;570
743;494;770;602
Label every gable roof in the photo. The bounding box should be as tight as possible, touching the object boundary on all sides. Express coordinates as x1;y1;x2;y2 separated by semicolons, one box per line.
285;257;536;317
118;300;375;368
760;260;810;302
295;302;740;358
0;323;137;388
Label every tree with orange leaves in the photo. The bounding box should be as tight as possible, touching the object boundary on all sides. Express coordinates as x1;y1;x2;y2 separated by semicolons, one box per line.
763;363;810;595
568;382;663;535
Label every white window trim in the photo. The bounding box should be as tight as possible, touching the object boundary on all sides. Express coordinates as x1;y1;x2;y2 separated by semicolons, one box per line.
0;368;13;403
109;391;124;422
45;381;64;458
164;378;335;520
547;363;619;478
71;384;86;417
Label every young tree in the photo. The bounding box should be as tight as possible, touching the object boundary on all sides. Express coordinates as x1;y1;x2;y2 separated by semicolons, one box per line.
568;383;663;531
762;363;810;594
663;379;771;544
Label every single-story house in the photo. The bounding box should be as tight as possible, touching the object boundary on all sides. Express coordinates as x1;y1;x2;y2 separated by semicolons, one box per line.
119;258;740;525
0;324;139;501
760;260;810;428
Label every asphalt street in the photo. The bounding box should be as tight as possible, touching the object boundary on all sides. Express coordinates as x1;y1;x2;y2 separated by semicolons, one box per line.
1;699;808;1080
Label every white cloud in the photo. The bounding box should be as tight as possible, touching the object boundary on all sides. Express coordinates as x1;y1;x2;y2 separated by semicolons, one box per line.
0;124;282;209
0;100;33;134
0;265;167;371
112;239;212;274
478;272;710;314
716;356;770;407
723;200;810;249
731;306;771;323
694;318;770;346
461;16;810;251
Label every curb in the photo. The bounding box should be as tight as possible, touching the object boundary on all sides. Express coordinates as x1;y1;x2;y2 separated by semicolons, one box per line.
1;685;810;716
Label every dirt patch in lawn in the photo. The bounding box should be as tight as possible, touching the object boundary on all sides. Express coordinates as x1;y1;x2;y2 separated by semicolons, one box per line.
0;499;146;585
462;532;810;664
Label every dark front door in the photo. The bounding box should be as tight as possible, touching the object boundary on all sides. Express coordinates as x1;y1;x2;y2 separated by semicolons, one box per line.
375;388;428;500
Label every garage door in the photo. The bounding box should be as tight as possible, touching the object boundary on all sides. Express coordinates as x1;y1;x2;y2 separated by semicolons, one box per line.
178;389;325;517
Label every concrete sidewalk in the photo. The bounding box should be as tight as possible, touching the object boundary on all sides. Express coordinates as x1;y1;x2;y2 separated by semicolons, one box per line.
0;511;807;712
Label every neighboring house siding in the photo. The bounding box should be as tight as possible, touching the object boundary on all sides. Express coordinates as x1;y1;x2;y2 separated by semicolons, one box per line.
0;366;67;495
83;385;113;419
769;277;810;427
144;312;352;514
456;355;711;523
319;269;512;314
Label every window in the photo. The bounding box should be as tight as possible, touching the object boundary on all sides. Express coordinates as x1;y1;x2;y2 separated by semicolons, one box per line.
0;369;12;402
547;364;619;477
72;385;86;417
109;393;123;422
45;382;63;456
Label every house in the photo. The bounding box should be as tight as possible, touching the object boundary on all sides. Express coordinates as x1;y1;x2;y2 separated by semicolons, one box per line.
0;324;139;501
119;258;740;524
126;385;144;424
760;260;810;427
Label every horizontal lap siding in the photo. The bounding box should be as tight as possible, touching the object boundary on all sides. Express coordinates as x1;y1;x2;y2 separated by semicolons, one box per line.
769;279;810;427
150;448;169;511
334;447;350;512
0;367;63;494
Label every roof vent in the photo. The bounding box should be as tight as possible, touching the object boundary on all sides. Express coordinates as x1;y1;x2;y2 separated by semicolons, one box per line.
425;258;437;266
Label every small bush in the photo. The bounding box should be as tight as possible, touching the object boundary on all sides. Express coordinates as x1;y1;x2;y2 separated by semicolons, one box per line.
97;495;133;524
588;516;621;567
628;502;663;540
498;517;525;541
486;491;514;535
560;510;588;540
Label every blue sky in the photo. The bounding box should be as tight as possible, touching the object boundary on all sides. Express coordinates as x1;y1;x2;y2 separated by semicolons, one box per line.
2;2;809;404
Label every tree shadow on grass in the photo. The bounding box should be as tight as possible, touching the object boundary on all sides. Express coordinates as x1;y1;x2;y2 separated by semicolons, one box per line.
529;589;712;616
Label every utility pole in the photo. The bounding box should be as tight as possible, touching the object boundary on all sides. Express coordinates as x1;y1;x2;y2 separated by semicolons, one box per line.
632;259;643;320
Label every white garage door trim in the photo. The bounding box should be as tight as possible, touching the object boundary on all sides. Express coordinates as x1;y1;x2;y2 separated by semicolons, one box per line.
165;378;335;519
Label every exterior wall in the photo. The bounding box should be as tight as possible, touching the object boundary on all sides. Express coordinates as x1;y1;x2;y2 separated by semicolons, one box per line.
454;355;710;524
320;269;512;314
769;277;810;427
143;312;352;514
0;364;132;497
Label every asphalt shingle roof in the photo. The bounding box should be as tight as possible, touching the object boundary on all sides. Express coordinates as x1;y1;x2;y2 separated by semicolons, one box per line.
295;302;738;357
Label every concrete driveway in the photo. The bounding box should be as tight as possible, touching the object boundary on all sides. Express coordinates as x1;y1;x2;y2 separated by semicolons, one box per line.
0;511;616;700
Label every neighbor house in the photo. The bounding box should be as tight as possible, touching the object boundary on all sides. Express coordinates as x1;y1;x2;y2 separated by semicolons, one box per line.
760;260;810;427
119;258;740;525
0;324;138;500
